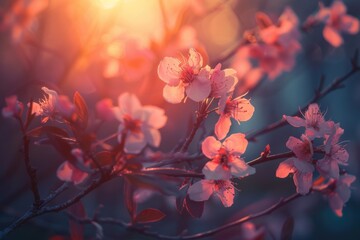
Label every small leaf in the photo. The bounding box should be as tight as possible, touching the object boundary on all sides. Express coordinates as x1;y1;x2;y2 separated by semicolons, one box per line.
134;208;166;224
185;195;204;218
47;132;75;162
73;91;88;129
280;216;294;240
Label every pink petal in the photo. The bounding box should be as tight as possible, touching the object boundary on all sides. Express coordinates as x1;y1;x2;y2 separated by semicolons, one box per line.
229;157;256;178
96;98;115;121
223;133;248;155
331;1;347;17
328;194;344;217
124;131;147;154
293;171;313;195
323;26;343;47
341;15;360;34
163;84;185;104
215;180;234;207
316;157;339;179
157;57;181;86
276;158;295;178
188;180;214;202
202;161;231;180
57;162;73;182
118;93;142;116
188;48;203;69
215;115;231;140
286;136;312;161
283;115;306;128
185;76;211;102
340;174;356;187
232;98;255;122
143;127;161;147
141;106;167;129
293;159;314;173
202;136;221;159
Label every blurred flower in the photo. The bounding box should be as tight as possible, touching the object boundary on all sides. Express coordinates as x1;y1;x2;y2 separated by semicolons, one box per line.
112;93;167;154
314;174;356;217
57;148;90;185
103;36;155;82
276;135;314;195
1;0;48;42
158;48;211;103
232;7;301;83
2;95;23;118
283;103;331;140
188;179;234;207
209;63;238;98
241;222;265;240
96;98;115;121
311;0;359;47
215;93;254;140
202;133;255;180
317;123;348;179
32;87;74;123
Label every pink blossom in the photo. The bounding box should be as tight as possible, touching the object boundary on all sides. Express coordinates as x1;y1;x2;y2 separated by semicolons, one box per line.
241;222;265;240
2;0;48;41
317;123;348;179
56;149;90;185
276;135;314;195
157;48;211;103
209;63;238;98
283;103;331;140
103;37;155;82
215;94;255;140
315;174;356;217
232;8;301;81
313;1;359;47
96;98;115;121
2;95;23;118
32;87;75;123
112;93;167;154
188;179;234;207
202;133;255;180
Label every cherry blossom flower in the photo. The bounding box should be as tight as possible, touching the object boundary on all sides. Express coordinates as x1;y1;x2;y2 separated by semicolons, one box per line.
215;94;255;140
232;7;301;82
209;63;238;98
103;37;155;82
202;133;255;180
241;222;265;240
96;98;115;121
314;174;356;217
188;179;234;207
276;135;314;195
112;93;167;154
2;95;23;118
283;103;331;140
313;0;359;47
317;123;348;179
2;0;48;41
157;48;211;103
57;149;90;185
32;87;75;123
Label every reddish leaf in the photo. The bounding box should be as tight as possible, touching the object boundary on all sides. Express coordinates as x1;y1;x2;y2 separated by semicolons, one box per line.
73;91;88;129
185;195;204;218
134;208;166;224
261;144;271;158
47;132;75;162
124;179;136;221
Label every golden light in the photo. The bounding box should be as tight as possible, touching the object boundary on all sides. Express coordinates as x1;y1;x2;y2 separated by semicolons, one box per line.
95;0;121;9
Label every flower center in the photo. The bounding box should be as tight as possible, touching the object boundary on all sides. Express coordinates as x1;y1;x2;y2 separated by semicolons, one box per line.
123;115;142;133
180;66;195;85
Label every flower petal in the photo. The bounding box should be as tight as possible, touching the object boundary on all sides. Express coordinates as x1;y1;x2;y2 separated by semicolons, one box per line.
188;180;214;202
283;115;306;128
124;132;147;154
157;57;181;86
185;76;211;102
276;158;296;178
141;106;167;129
223;133;248;155
215;115;231;140
293;171;313;195
143;127;161;147
201;136;221;159
163;84;185;104
118;93;142;116
323;26;343;47
202;161;231;180
341;15;360;34
229;157;256;178
215;180;234;207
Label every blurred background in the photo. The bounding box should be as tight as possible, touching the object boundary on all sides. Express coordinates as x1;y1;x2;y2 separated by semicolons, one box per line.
0;0;359;239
